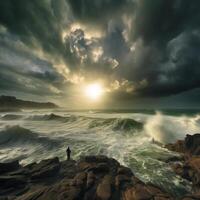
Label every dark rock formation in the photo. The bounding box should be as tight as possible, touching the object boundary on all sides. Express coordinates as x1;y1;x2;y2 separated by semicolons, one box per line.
166;134;200;156
165;134;200;198
2;154;200;199
0;155;174;200
0;160;20;174
185;134;200;155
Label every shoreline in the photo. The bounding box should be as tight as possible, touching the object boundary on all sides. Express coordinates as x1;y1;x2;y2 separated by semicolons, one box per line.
0;133;200;200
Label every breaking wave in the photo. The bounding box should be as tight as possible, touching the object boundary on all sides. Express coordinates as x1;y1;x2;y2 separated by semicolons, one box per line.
0;125;60;147
27;113;77;122
25;114;144;132
89;118;143;131
145;112;200;144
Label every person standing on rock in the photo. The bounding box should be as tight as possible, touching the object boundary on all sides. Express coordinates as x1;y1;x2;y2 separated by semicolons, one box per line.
66;147;71;160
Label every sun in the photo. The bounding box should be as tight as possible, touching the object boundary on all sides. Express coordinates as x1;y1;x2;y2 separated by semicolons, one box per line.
84;83;104;100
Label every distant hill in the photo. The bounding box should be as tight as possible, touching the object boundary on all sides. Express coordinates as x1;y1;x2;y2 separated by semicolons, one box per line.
0;96;58;110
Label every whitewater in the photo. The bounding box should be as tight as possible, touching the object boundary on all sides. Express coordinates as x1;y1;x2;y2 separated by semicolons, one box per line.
0;109;200;196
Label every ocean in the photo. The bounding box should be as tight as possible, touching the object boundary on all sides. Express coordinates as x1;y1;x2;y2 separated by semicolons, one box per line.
0;109;200;196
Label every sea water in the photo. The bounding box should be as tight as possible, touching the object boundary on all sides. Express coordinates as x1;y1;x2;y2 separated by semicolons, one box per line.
0;109;200;196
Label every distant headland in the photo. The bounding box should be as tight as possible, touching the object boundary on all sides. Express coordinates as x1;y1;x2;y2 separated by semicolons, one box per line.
0;95;58;111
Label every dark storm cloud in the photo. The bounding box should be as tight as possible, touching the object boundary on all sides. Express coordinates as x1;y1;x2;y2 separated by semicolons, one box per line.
0;63;63;96
0;30;65;96
67;0;133;24
0;0;200;104
0;0;68;58
67;0;200;99
132;0;197;43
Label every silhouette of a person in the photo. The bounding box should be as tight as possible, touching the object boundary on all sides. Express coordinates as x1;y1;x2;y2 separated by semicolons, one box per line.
66;147;71;160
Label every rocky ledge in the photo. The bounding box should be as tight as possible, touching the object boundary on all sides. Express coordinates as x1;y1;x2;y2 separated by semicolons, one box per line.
0;155;174;200
166;133;200;198
2;139;200;200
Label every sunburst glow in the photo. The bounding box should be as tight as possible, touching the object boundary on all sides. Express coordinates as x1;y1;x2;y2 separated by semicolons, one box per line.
84;83;104;100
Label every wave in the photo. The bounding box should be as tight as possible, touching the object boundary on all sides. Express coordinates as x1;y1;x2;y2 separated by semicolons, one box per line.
2;113;143;133
1;114;23;120
27;113;76;122
89;118;143;131
0;125;60;147
112;118;143;131
144;112;200;144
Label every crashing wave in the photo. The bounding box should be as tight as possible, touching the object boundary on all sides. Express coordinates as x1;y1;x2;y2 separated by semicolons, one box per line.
89;118;143;131
112;118;143;131
0;125;60;146
27;113;76;122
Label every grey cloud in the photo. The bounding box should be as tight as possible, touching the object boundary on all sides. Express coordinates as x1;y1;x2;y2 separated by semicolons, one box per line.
0;0;200;105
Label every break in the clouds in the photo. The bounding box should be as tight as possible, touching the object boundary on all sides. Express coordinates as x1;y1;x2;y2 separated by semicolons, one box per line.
0;0;200;107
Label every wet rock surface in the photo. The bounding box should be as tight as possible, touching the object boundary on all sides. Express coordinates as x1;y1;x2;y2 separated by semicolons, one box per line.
0;154;198;200
166;134;200;199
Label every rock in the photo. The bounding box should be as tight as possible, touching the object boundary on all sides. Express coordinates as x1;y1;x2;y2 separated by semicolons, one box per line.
165;140;185;154
117;166;134;176
146;185;166;196
80;156;120;175
122;185;153;200
154;196;172;200
166;134;200;156
72;172;87;187
0;155;177;199
78;161;95;171
165;134;200;194
185;134;200;155
88;163;110;174
81;155;109;163
115;175;131;188
86;172;96;189
134;185;153;200
0;175;26;188
181;193;200;200
96;175;112;200
60;160;77;179
0;161;20;174
30;157;61;180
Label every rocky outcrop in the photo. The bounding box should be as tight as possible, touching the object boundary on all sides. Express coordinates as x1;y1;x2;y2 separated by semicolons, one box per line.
165;134;200;198
0;155;174;200
3;153;200;199
166;134;200;156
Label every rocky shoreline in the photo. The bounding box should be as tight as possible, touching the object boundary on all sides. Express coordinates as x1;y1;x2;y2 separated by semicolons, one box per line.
0;134;200;200
165;134;200;199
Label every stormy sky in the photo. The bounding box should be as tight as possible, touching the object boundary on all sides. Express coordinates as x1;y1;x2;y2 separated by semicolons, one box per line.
0;0;200;108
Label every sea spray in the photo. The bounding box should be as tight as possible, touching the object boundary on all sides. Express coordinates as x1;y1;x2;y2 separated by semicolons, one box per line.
144;112;200;144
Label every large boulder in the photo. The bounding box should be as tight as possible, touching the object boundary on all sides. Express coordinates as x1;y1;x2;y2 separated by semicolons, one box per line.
96;175;113;200
185;134;200;155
